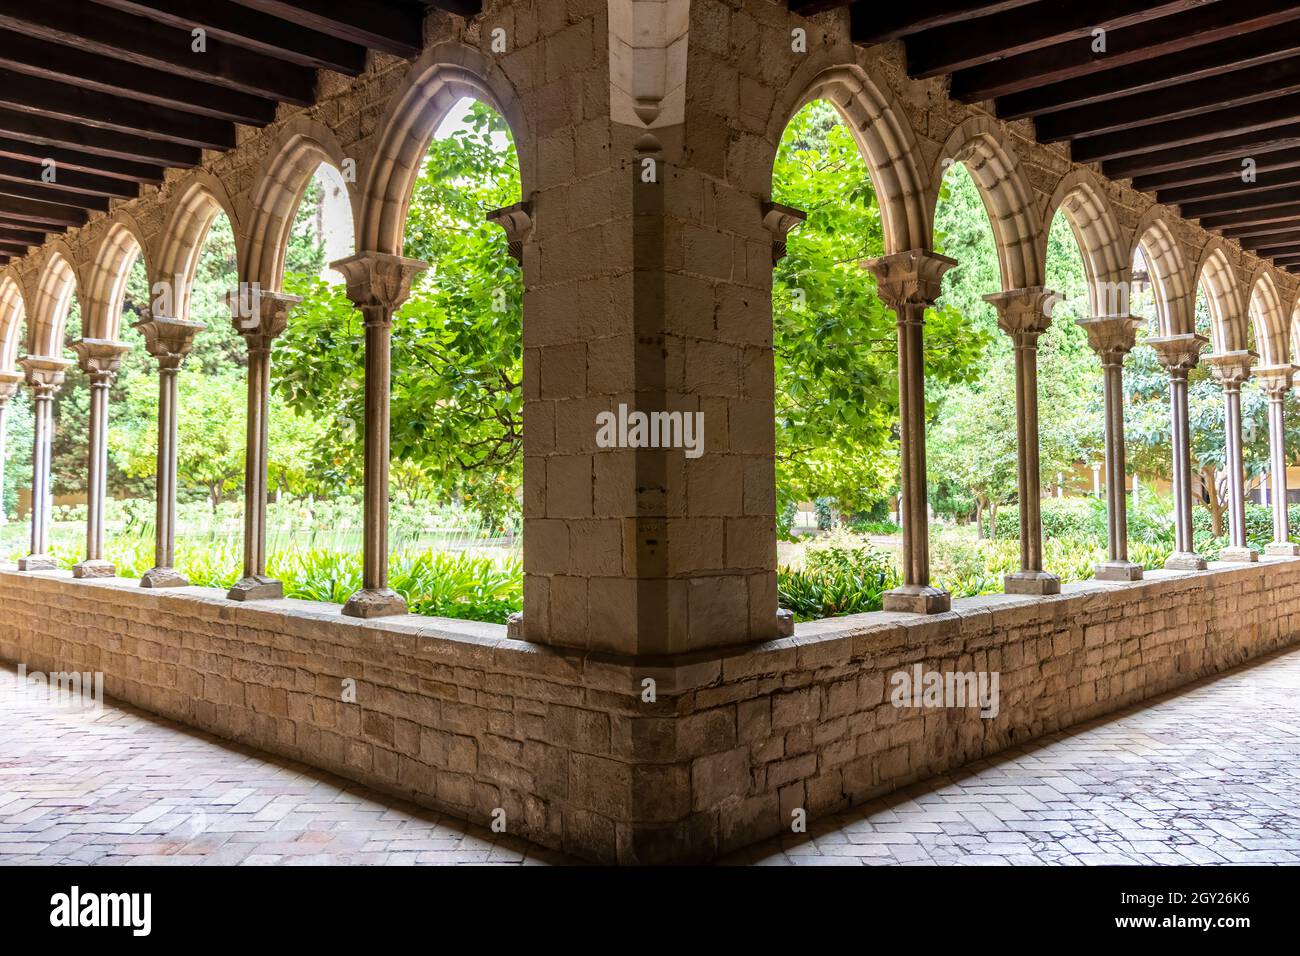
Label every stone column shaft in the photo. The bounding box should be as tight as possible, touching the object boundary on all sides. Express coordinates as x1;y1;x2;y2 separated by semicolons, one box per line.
1208;351;1259;562
1254;365;1298;556
862;250;957;614
17;357;71;570
1149;334;1208;571
1078;316;1143;581
71;339;130;578
986;288;1061;595
331;252;428;619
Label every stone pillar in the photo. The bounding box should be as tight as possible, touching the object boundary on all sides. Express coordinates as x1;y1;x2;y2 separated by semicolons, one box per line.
69;339;131;577
1077;316;1143;581
135;312;205;587
984;287;1061;595
1092;462;1101;497
227;290;299;600
0;371;20;524
1254;364;1298;556
1207;351;1259;562
862;250;957;612
16;357;72;570
1147;334;1208;571
331;252;428;619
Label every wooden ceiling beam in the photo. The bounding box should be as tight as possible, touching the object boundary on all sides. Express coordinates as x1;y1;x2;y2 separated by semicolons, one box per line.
227;0;424;58
1199;202;1300;231
1180;182;1300;221
1131;145;1300;194
0;195;88;229
0;178;110;213
1221;220;1300;241
0;108;200;168
0;158;139;200
0;136;165;184
847;1;1037;45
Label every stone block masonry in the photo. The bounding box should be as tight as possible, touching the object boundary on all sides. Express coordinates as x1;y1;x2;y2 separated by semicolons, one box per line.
4;557;1299;863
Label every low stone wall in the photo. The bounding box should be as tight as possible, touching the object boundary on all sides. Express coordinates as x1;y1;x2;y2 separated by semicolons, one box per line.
3;558;1298;862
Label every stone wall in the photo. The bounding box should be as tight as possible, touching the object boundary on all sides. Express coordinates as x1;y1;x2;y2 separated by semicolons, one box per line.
5;557;1299;862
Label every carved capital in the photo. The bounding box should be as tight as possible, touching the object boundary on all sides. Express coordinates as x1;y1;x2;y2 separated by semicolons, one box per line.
861;249;957;315
19;355;74;396
1147;333;1208;376
134;310;206;370
761;200;806;265
0;370;22;403
229;288;299;350
1076;315;1140;364
71;338;131;383
486;200;534;265
331;251;429;321
1252;362;1294;398
984;287;1059;340
1206;349;1256;390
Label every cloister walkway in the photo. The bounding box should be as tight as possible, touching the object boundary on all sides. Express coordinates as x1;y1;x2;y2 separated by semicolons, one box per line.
2;647;1298;867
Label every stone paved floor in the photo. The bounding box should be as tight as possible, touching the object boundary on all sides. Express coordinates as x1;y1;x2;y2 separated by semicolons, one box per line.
2;648;1298;866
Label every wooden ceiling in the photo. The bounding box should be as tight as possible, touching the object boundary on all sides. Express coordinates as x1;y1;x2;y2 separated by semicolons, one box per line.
0;0;481;267
791;0;1300;274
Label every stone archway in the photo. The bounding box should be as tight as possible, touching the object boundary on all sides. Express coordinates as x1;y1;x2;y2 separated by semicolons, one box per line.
27;248;79;357
1193;241;1247;354
1045;171;1128;317
83;217;148;341
0;274;25;372
1246;268;1288;365
155;174;242;321
1131;211;1194;337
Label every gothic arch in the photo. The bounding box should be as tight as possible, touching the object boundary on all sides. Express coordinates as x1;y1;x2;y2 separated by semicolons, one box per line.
1130;209;1194;337
0;273;25;372
155;173;241;321
1044;170;1129;317
28;246;80;357
84;215;149;341
1246;267;1288;365
1192;240;1247;354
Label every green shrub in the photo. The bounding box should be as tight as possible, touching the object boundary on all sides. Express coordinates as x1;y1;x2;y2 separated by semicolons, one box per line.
778;544;898;621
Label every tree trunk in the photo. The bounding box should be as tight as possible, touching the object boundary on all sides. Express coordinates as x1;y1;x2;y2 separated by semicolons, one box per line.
1202;465;1224;537
210;486;220;513
975;499;985;539
989;499;998;541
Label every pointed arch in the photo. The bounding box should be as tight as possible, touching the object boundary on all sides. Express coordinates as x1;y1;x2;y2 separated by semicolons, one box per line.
359;41;528;256
0;273;25;372
1192;240;1246;354
155;173;241;321
771;63;931;255
1044;170;1128;316
1130;209;1194;337
930;117;1042;289
242;116;360;290
28;247;80;357
84;214;148;341
1246;268;1288;366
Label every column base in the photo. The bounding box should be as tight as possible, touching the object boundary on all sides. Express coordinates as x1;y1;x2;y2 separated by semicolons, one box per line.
1004;570;1061;595
883;585;951;614
1093;560;1143;582
72;559;116;578
342;587;408;619
506;612;523;640
1164;552;1208;571
141;566;189;588
1265;542;1300;557
775;608;795;637
17;554;57;571
1218;546;1259;563
227;575;284;601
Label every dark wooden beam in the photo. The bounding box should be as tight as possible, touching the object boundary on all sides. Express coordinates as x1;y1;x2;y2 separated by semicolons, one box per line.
0;136;165;184
0;158;138;200
787;0;854;14
0;238;33;254
1037;57;1300;143
1132;145;1300;193
0;0;317;106
1103;125;1300;180
425;0;482;16
997;17;1300;119
0;178;110;213
228;0;424;58
1073;94;1300;165
951;0;1300;102
1179;182;1300;221
0;28;278;125
1221;220;1300;240
906;0;1200;79
0;107;204;168
0;195;87;228
1251;241;1300;257
1199;201;1300;231
847;1;1037;45
0;225;46;245
92;0;368;75
1157;168;1300;206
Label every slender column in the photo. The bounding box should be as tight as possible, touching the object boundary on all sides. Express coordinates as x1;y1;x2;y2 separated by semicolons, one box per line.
985;287;1061;595
1254;364;1298;556
16;357;72;570
862;250;956;613
69;340;130;577
227;290;299;601
1148;334;1209;571
1078;316;1143;581
135;312;206;587
1207;351;1259;562
331;252;428;619
0;371;20;525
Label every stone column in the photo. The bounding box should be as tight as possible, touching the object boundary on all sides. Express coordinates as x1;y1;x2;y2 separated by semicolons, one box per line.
69;339;131;577
1254;364;1298;556
1148;334;1209;571
1077;316;1143;581
1207;351;1259;562
985;287;1061;595
227;289;299;600
16;357;72;570
0;371;21;525
862;250;957;613
135;312;206;587
331;252;428;619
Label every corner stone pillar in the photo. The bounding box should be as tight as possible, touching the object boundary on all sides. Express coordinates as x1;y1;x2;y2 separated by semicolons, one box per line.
135;312;206;587
331;252;428;619
16;356;72;570
1148;334;1209;571
1077;316;1143;581
70;339;131;577
228;289;299;600
0;370;21;525
984;287;1061;595
1207;351;1259;562
1254;364;1298;556
862;250;956;613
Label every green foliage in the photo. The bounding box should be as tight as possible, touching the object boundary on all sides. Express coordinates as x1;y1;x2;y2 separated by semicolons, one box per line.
777;544;899;621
